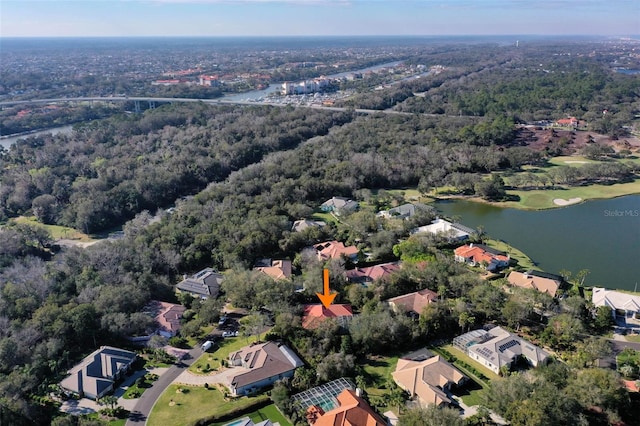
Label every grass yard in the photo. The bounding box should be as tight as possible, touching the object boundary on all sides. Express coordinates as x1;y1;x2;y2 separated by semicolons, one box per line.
209;403;292;426
483;238;539;271
189;333;267;375
625;334;640;343
501;179;640;210
147;385;269;426
11;215;95;241
311;211;337;224
361;354;399;413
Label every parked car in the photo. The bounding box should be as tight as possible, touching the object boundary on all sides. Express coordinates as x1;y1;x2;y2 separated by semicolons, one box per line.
218;315;227;325
222;330;239;337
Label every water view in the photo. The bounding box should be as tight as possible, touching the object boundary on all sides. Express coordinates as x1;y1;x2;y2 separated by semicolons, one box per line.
435;195;640;291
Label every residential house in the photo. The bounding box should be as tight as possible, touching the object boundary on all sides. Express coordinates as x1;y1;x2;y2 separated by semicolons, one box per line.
453;326;549;374
413;218;475;242
228;341;304;396
387;288;438;317
302;304;354;329
320;197;359;216
454;244;510;271
306;389;386;426
313;241;359;262
145;300;186;338
292;219;326;232
555;117;579;127
176;267;223;299
377;203;417;220
392;349;467;407
593;287;640;320
507;270;562;297
254;259;292;281
59;346;137;400
345;262;400;286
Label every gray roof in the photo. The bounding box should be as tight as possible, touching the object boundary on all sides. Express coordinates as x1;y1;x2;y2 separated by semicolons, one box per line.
59;346;136;399
176;267;223;298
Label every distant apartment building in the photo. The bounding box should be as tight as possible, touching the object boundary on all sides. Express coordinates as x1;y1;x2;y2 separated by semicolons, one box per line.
281;77;331;95
199;75;221;87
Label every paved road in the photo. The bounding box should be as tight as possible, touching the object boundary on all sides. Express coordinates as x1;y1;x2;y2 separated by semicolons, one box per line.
0;96;480;120
126;345;205;426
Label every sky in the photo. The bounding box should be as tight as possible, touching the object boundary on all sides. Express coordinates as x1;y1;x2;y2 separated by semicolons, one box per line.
1;0;638;38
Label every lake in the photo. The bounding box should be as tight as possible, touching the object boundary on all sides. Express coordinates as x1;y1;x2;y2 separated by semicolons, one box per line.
434;195;640;291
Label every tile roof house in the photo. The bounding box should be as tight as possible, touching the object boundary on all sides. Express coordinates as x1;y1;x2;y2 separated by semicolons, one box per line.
254;259;292;281
307;389;386;426
593;287;640;320
292;219;326;232
314;241;359;262
392;350;467;407
454;244;510;272
507;270;561;297
146;300;186;338
59;346;137;400
377;203;417;220
453;326;549;374
228;341;304;396
345;262;400;286
413;218;475;241
387;288;438;316
176;267;223;299
302;304;354;329
320;197;359;216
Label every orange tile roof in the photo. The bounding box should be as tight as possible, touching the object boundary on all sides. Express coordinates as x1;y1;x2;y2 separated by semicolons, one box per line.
302;304;353;329
387;288;438;315
311;389;386;426
314;241;359;261
345;262;400;283
507;271;560;297
454;245;509;265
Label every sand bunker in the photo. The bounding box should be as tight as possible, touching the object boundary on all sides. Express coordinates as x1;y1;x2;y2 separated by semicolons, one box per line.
564;161;589;164
553;197;582;206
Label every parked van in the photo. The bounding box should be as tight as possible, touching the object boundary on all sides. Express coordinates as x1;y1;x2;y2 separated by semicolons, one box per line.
201;340;213;351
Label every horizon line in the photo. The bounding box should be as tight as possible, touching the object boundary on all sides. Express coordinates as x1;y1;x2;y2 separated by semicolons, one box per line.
2;34;637;39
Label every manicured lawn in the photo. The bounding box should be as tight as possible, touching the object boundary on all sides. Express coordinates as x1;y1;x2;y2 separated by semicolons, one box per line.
12;215;95;241
189;334;266;375
445;345;500;381
483;238;539;271
501;179;640;210
311;211;337;224
210;403;292;426
147;385;269;426
185;325;215;347
625;334;640;343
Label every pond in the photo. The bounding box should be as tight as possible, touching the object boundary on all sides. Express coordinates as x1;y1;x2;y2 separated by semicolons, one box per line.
434;195;640;291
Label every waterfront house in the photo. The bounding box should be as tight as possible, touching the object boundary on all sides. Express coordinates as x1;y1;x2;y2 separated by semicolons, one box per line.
592;287;640;320
454;244;509;271
507;270;562;297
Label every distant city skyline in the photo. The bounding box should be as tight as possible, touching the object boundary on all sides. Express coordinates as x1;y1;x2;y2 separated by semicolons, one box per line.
1;0;638;38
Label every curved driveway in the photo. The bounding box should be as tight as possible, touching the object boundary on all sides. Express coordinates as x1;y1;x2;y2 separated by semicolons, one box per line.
126;345;204;426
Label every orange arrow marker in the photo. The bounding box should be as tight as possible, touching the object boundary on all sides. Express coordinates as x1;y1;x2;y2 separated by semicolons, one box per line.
316;268;337;309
